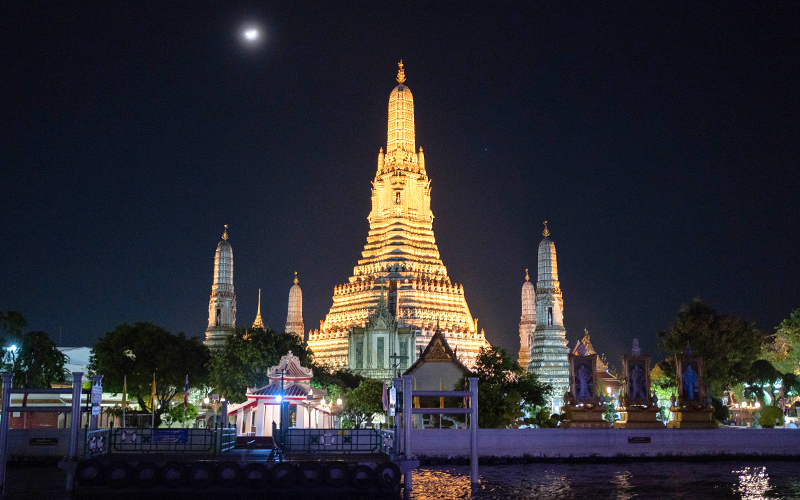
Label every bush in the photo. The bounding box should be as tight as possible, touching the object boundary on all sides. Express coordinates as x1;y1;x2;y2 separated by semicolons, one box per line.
757;406;784;428
711;397;729;422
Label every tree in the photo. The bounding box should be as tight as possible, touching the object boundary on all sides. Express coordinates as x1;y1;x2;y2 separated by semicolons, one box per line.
88;322;210;427
0;310;28;345
762;308;800;376
13;331;69;388
208;327;313;404
657;299;763;397
650;365;675;422
460;346;551;428
310;365;365;404
163;403;198;428
342;378;384;428
0;312;67;388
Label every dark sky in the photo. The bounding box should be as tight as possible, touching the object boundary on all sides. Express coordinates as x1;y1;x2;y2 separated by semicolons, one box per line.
2;2;798;369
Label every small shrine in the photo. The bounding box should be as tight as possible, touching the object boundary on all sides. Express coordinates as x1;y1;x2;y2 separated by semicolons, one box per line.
227;351;333;438
667;342;717;429
404;325;473;429
562;342;609;428
613;339;663;428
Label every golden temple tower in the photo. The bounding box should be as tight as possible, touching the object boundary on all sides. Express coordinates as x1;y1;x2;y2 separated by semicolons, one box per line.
308;63;489;370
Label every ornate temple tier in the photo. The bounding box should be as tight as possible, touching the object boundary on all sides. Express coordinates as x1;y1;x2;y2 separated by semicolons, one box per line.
308;63;488;371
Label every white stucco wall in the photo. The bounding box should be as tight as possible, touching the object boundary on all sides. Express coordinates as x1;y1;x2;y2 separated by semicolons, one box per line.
408;428;800;458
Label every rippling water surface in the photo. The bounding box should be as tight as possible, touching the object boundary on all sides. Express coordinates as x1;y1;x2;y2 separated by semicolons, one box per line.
408;462;800;500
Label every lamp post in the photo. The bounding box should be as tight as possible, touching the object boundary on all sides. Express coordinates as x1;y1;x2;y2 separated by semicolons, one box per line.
274;368;289;432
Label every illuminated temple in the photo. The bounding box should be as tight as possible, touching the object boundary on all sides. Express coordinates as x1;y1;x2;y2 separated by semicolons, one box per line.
307;63;489;371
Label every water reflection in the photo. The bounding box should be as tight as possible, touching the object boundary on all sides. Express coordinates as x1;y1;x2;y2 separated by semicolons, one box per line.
407;461;798;500
735;466;770;499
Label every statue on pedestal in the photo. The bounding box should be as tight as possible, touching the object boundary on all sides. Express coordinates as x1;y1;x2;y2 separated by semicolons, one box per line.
667;342;717;429
563;340;608;428
614;339;663;429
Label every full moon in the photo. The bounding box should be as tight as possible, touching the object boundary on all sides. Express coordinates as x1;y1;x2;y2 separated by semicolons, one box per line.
244;29;258;41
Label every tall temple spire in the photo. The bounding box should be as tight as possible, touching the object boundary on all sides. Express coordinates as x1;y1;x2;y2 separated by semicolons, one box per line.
285;272;304;338
309;63;488;370
528;222;569;410
385;61;416;160
252;288;265;330
205;225;236;349
518;268;537;370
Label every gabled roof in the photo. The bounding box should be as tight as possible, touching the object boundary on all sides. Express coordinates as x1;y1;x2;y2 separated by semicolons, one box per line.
249;383;309;398
267;350;313;380
403;327;473;377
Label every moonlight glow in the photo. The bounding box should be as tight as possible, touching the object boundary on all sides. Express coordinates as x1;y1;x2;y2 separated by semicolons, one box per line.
244;29;259;41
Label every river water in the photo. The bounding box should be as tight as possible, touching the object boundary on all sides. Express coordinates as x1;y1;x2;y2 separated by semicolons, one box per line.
5;461;800;499
408;462;800;500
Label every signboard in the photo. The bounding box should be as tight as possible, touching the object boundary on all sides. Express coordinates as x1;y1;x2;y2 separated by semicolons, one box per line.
628;436;651;444
91;385;103;405
29;438;58;446
389;387;396;405
389;405;395;416
91;405;100;416
153;429;188;444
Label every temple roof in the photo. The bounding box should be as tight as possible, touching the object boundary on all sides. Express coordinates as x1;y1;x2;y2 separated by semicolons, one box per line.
249;383;309;398
267;351;312;380
404;326;473;376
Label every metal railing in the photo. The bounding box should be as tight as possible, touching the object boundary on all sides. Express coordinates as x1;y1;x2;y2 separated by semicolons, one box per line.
220;428;236;453
282;428;385;454
84;427;111;458
110;428;218;453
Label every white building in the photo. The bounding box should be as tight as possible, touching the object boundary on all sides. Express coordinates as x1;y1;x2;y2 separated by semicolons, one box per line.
227;351;333;438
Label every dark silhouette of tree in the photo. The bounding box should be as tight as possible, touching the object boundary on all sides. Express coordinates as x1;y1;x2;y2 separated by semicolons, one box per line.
657;298;763;397
88;322;210;427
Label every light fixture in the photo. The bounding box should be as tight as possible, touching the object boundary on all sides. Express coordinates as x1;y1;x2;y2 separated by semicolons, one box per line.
336;398;342;405
9;345;16;352
755;402;761;409
204;396;210;404
276;395;282;403
320;398;326;406
606;387;611;395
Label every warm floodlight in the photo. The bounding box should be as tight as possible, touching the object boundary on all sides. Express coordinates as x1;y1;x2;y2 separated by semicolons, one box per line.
244;29;258;41
336;398;343;405
606;387;611;395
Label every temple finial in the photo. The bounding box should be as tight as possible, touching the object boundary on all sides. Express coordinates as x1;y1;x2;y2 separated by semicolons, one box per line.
222;224;229;241
542;221;550;238
396;60;406;84
525;268;530;282
294;271;298;285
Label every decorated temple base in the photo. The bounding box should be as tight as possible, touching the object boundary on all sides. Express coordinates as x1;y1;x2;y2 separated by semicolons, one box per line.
614;407;664;429
563;406;610;429
667;406;718;429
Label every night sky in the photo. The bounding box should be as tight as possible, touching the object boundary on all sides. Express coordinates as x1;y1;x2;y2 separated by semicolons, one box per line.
3;2;798;369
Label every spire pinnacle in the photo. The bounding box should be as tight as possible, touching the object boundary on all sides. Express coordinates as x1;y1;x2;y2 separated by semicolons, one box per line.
293;271;298;285
525;268;530;282
222;224;229;241
542;221;550;238
252;288;265;329
396;60;406;84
